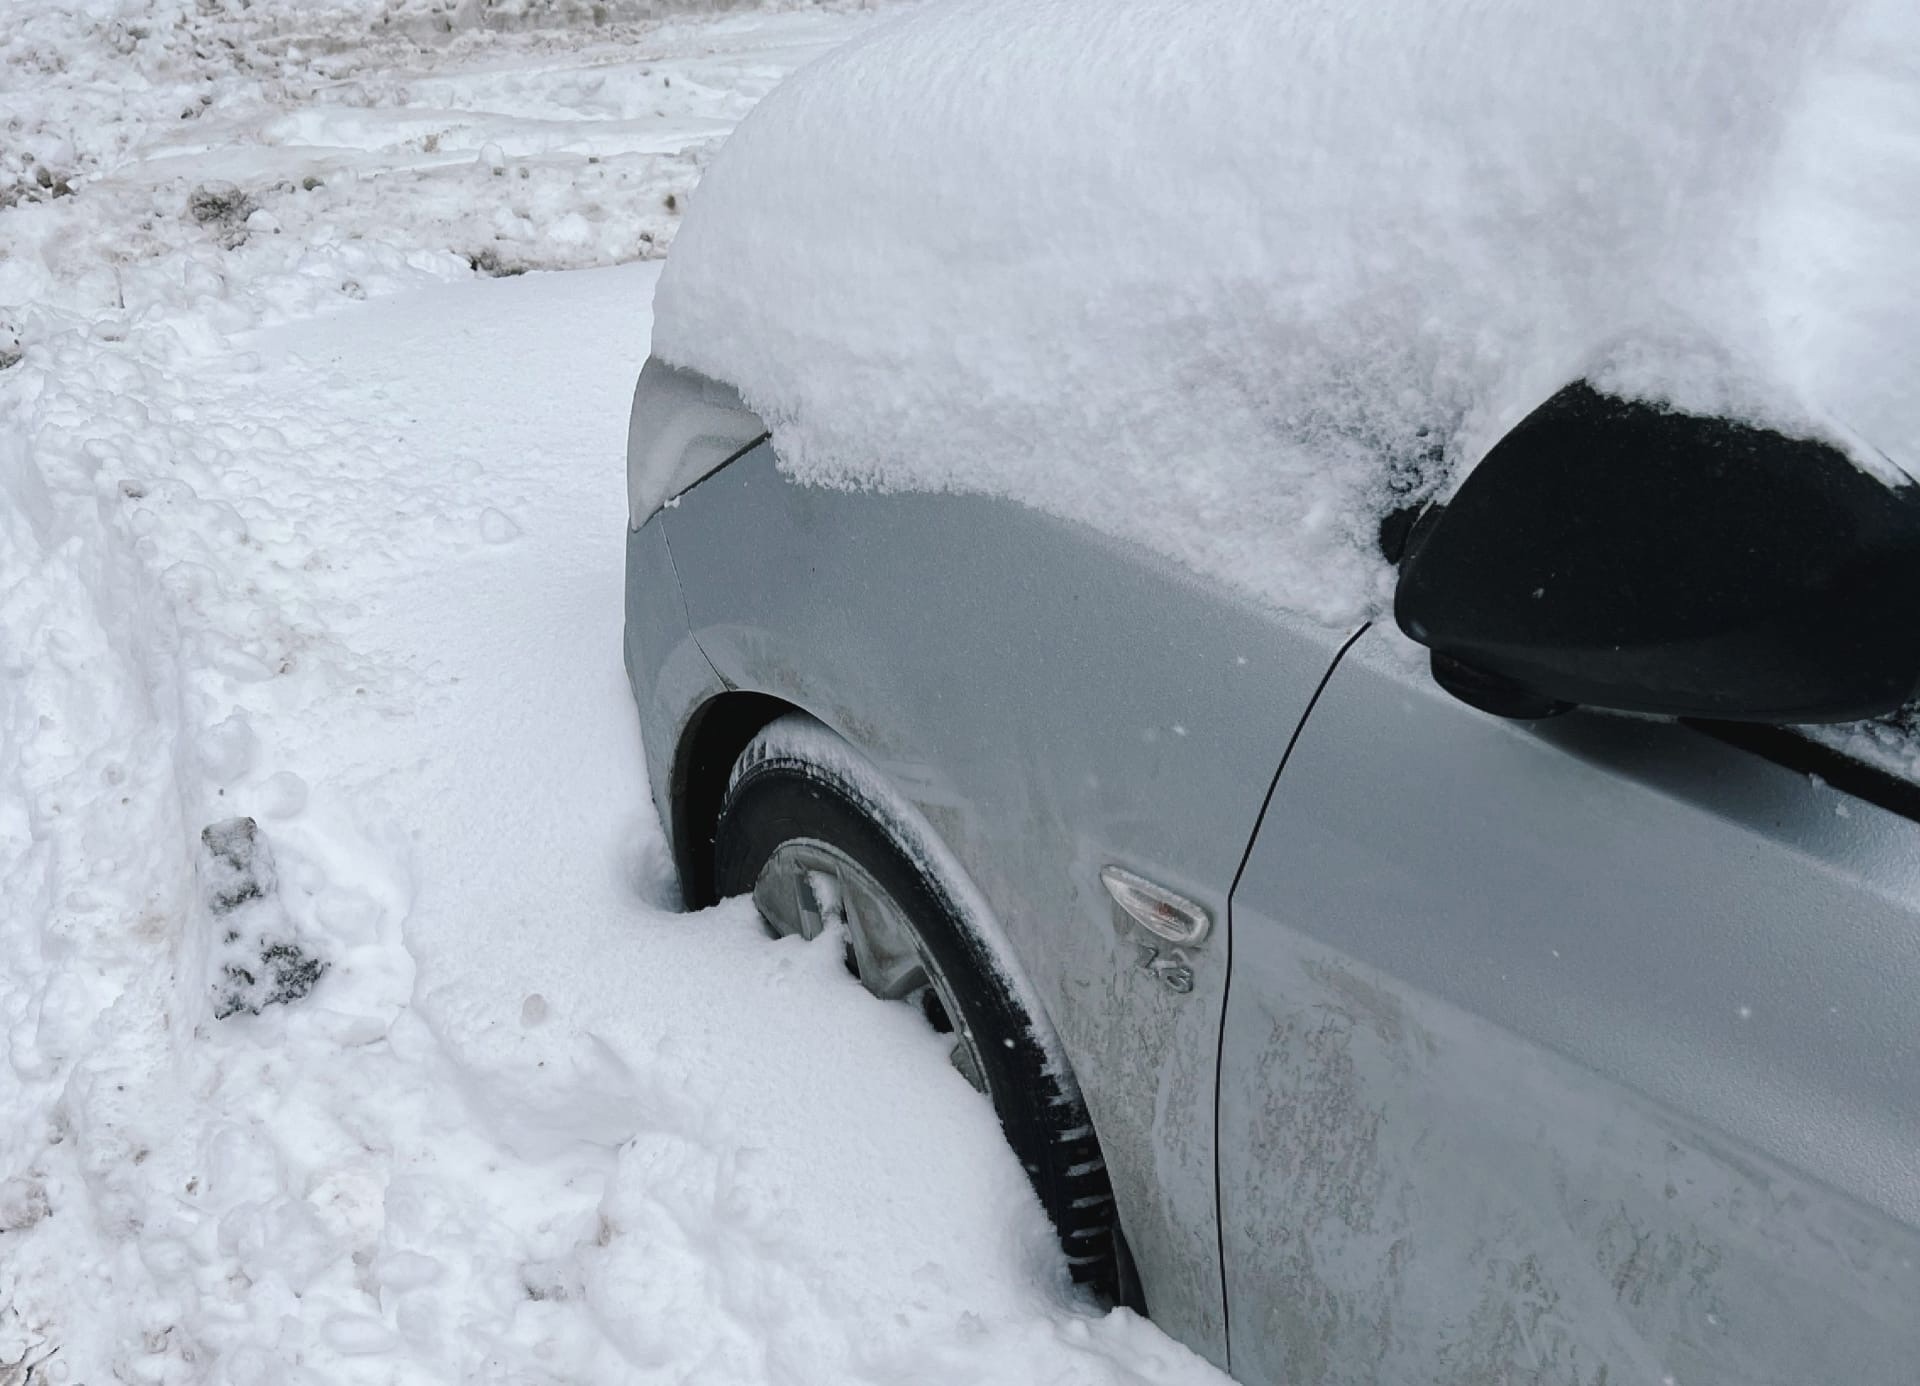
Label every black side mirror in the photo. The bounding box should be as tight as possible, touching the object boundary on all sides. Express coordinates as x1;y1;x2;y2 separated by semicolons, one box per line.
1395;382;1920;724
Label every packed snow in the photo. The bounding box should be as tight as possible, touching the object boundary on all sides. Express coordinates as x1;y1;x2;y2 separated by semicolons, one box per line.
653;0;1920;623
0;3;1229;1381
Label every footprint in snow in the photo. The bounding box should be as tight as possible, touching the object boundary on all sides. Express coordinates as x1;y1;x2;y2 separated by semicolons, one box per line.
479;507;521;544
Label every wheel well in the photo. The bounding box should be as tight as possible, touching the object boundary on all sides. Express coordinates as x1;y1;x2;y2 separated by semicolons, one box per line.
675;698;1144;1311
670;691;798;908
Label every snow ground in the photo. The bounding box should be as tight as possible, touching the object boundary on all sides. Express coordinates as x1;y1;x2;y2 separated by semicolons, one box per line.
0;6;1227;1381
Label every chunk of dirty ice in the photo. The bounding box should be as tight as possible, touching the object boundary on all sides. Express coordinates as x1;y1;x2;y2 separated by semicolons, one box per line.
200;817;329;1020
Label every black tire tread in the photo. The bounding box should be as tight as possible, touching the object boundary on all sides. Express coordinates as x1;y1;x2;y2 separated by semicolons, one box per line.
713;723;1124;1301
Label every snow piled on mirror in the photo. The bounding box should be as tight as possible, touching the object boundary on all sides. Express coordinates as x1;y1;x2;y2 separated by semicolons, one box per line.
652;0;1920;626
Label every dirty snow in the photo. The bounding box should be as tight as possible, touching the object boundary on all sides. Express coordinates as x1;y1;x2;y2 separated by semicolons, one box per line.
0;4;1226;1381
653;0;1920;624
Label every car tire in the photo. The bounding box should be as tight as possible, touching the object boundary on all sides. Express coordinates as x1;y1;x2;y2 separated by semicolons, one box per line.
713;712;1127;1303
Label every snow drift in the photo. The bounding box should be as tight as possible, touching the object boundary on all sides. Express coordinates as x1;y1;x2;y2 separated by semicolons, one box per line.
653;0;1920;622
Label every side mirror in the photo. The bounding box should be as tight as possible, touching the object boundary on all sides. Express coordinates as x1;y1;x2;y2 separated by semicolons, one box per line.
1395;382;1920;724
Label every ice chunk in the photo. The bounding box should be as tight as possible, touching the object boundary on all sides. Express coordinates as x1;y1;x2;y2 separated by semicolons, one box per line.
200;817;328;1019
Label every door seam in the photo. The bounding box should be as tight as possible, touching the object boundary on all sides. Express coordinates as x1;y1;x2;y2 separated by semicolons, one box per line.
1210;619;1371;1372
658;518;728;689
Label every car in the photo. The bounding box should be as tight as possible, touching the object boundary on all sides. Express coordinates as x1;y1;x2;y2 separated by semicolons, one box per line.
624;359;1920;1385
622;4;1920;1383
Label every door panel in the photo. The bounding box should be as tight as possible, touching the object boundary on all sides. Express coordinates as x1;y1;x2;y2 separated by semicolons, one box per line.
1223;625;1920;1385
665;445;1354;1362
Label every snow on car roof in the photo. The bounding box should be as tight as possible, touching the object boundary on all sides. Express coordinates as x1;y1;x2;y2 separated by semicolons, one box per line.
653;0;1920;623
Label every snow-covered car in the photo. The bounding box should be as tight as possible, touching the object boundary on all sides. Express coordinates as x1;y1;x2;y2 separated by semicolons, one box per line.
623;2;1920;1382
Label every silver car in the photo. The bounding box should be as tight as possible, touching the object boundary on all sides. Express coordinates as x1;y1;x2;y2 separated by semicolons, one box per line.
623;353;1920;1382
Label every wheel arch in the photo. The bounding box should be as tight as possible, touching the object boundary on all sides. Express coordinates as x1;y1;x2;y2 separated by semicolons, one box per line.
704;705;1137;1304
670;689;799;908
672;693;1088;1109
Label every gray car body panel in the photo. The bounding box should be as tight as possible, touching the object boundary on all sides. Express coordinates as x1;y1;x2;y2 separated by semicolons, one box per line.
625;509;729;845
633;440;1355;1366
625;356;769;529
1224;623;1920;1385
625;374;1920;1386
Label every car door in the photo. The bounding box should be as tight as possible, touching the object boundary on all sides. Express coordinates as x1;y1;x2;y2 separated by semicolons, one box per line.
1219;622;1920;1386
663;443;1357;1365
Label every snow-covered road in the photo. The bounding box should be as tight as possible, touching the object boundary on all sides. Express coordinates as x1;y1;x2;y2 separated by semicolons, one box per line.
1;5;1228;1380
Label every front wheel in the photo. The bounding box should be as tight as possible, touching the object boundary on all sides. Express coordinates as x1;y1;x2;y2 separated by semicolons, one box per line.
712;712;1125;1301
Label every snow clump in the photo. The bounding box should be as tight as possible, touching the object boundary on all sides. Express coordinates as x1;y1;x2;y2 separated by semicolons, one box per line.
654;0;1920;625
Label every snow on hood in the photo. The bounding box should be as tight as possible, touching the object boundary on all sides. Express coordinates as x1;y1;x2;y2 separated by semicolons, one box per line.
653;0;1920;623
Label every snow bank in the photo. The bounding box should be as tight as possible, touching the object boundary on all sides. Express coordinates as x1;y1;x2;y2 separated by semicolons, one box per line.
653;0;1920;622
0;0;882;334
